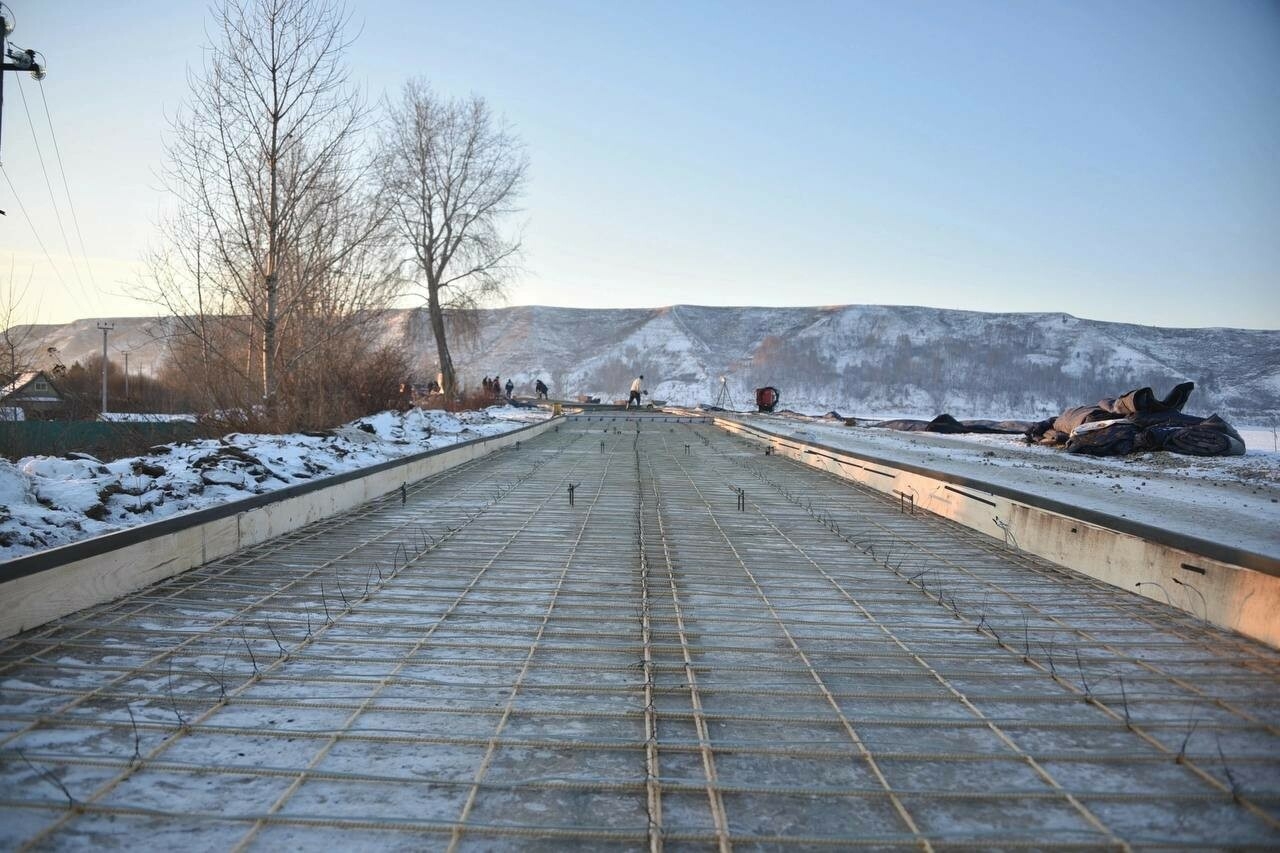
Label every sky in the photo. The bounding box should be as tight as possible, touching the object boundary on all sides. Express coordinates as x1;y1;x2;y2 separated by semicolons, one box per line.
1;0;1277;330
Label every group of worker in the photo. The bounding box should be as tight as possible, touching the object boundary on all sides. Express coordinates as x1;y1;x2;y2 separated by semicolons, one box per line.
480;376;550;401
472;374;647;407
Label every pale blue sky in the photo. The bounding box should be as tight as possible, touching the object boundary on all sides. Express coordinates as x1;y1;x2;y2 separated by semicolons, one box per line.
1;0;1277;328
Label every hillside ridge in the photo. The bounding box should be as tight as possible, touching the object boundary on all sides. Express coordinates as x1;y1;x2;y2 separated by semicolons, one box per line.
6;305;1277;421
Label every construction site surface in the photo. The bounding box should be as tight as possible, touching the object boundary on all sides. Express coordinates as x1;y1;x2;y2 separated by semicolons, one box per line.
2;413;1278;850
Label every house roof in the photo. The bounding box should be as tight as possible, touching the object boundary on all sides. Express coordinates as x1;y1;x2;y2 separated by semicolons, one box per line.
1;370;63;402
1;371;40;398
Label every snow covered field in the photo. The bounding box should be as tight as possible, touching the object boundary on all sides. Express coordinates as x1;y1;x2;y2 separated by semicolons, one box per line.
0;406;548;563
740;414;1280;559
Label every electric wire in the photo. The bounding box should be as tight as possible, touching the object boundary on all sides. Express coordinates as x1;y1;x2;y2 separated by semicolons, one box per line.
12;73;89;301
0;163;71;293
36;78;98;290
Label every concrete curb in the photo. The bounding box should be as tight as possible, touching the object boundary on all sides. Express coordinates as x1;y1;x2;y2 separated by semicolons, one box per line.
715;416;1280;648
0;418;557;640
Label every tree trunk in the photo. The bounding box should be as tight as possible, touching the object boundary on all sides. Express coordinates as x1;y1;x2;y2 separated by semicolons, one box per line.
264;101;279;405
427;284;456;398
263;271;278;404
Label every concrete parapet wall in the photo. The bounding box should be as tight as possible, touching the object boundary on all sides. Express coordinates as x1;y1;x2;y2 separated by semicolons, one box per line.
0;418;557;640
715;417;1280;648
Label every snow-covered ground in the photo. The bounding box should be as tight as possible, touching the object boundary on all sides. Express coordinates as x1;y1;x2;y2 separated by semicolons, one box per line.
0;406;548;563
740;414;1280;559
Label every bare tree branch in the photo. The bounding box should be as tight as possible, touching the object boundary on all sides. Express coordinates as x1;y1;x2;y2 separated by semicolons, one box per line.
378;81;528;398
1;259;42;382
132;0;400;428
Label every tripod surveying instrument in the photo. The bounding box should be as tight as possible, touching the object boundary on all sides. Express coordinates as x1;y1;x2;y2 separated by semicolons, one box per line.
713;375;735;410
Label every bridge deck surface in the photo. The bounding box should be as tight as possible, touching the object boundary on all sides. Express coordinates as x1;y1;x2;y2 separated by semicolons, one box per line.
2;417;1278;850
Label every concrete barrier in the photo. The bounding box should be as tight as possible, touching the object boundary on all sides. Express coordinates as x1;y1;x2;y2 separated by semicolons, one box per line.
0;418;558;640
715;417;1280;648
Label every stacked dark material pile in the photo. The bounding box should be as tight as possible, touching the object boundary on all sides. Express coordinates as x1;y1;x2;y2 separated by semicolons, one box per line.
871;414;1033;435
1026;382;1246;457
865;382;1245;458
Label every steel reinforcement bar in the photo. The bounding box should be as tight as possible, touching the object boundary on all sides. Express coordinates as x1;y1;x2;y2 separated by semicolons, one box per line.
0;417;1277;849
712;416;1280;648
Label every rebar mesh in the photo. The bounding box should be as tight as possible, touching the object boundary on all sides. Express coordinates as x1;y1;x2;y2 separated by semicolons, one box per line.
2;417;1278;850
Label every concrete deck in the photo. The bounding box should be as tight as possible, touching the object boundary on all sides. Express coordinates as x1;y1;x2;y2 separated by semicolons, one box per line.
2;416;1278;849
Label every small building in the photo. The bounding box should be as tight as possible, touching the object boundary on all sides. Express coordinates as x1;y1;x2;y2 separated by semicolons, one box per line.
0;371;68;420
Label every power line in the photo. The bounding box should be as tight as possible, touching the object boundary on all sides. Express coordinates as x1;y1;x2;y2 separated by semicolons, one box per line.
36;78;97;290
0;162;71;294
12;72;88;301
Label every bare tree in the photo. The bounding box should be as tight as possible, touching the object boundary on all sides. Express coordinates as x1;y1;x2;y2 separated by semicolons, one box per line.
1;258;40;382
379;80;528;398
141;0;397;423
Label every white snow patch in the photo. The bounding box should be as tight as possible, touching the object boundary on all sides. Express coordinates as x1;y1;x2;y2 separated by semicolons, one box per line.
0;406;548;564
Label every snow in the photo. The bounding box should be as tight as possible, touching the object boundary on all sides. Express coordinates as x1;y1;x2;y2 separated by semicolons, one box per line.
99;412;198;423
739;414;1280;559
0;405;548;563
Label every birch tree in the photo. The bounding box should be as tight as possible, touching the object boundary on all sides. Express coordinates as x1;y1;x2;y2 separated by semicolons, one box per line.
379;81;527;398
146;0;396;421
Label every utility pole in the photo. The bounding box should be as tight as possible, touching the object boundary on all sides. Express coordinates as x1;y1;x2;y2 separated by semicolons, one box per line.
1;5;47;165
97;321;112;414
123;351;129;405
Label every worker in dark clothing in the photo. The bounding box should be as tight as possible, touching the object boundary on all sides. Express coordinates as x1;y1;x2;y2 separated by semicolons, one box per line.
504;378;514;400
535;379;548;400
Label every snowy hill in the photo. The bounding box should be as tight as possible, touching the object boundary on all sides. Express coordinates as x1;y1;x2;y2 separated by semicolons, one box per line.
8;306;1278;421
391;305;1280;421
3;315;183;382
